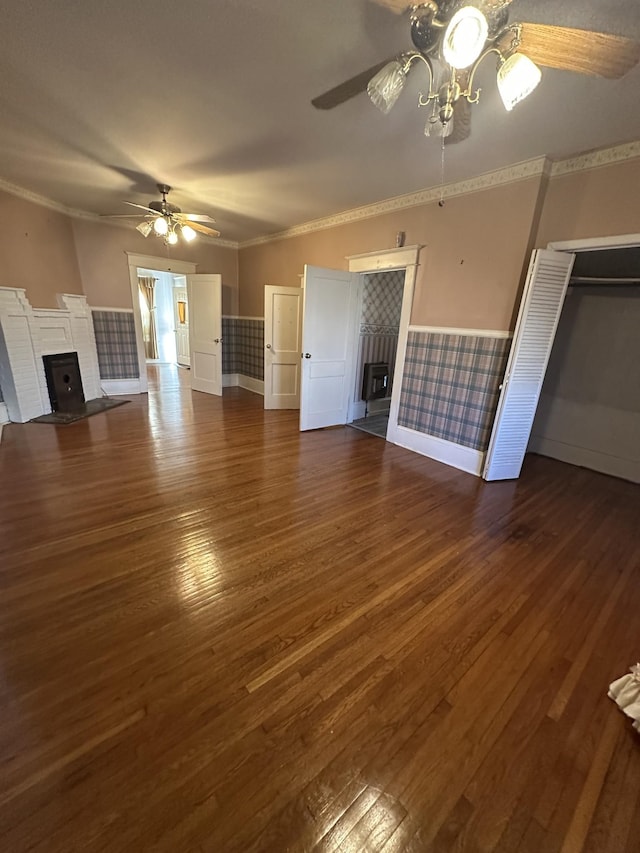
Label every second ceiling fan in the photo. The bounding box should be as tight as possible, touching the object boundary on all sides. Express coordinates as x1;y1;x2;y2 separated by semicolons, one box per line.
312;1;640;145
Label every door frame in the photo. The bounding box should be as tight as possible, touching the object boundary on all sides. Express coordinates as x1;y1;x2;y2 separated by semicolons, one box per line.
346;245;422;442
479;231;640;480
127;252;197;393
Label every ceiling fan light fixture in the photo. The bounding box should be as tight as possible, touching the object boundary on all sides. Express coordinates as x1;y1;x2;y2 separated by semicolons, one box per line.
442;6;489;70
136;221;153;238
166;228;179;245
153;216;168;236
181;224;197;242
497;52;542;111
367;60;407;114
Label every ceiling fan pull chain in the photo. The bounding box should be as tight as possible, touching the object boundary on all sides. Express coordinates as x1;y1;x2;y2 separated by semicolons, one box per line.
439;133;446;207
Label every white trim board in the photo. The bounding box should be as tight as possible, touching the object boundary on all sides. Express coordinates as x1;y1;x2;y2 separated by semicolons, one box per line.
529;436;640;485
126;253;198;275
388;424;484;477
222;374;264;395
347;245;423;272
0;402;8;424
547;233;640;252
222;315;265;321
100;379;143;396
408;326;512;338
91;306;135;314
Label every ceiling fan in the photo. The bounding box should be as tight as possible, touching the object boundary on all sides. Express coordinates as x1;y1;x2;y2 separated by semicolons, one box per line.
105;184;221;244
312;0;640;145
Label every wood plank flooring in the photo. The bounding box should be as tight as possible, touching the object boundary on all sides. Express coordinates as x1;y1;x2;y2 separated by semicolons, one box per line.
0;363;638;852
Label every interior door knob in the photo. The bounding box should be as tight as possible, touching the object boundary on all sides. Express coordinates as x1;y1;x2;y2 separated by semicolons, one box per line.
266;344;272;349
304;353;311;358
214;338;222;343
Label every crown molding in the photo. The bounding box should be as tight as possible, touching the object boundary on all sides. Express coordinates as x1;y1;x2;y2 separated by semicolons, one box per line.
0;175;94;219
240;139;640;250
0;175;239;250
240;157;551;249
2;139;638;254
550;140;640;178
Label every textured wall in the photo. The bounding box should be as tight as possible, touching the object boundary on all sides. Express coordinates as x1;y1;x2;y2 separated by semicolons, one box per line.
238;176;544;328
398;332;510;451
222;317;264;379
92;310;139;380
73;218;239;314
0;190;83;308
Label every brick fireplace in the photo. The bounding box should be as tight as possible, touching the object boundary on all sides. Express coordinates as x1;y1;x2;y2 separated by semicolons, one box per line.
0;288;101;423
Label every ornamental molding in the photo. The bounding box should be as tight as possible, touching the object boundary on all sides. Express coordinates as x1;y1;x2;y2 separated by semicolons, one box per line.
241;157;550;248
0;176;239;250
550;140;640;178
1;140;638;253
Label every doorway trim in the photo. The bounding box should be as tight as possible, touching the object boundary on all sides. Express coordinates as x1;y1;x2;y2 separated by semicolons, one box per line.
547;232;640;252
126;252;197;393
347;245;422;443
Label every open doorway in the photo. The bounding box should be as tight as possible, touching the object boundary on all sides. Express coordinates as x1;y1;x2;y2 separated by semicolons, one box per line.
137;267;187;366
348;268;405;439
126;253;197;394
484;234;640;482
527;246;640;483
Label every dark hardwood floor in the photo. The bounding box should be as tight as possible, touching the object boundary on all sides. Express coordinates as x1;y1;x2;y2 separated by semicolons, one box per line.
0;363;639;852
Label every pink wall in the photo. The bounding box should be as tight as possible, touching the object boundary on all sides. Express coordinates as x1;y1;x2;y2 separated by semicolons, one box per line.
535;158;640;247
238;177;545;330
0;190;83;308
72;219;239;314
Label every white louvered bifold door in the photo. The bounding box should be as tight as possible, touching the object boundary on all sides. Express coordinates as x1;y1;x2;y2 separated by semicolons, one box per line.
483;249;575;481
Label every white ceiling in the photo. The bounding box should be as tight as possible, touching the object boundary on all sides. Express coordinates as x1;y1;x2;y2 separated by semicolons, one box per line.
1;0;639;243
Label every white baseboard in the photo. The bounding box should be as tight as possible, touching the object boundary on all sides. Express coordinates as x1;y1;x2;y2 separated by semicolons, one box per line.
239;375;264;396
222;374;237;388
222;373;264;396
388;423;484;476
100;379;143;396
529;435;640;484
0;402;7;424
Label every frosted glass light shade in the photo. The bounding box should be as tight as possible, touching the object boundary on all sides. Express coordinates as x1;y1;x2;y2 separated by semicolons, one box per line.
367;61;407;114
181;224;197;242
136;221;153;237
153;216;168;235
497;53;541;111
442;6;488;70
167;230;178;245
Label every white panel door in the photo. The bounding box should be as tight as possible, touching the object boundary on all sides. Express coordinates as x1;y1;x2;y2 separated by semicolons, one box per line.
173;286;190;366
300;265;359;431
264;285;302;410
187;274;222;396
483;249;575;481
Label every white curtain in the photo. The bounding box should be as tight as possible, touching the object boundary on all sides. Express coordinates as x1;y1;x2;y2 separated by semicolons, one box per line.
138;276;158;359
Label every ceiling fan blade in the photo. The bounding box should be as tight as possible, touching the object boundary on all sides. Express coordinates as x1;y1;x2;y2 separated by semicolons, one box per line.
312;58;395;110
516;23;640;79
101;214;149;218
174;213;217;224
187;221;221;238
124;201;162;215
445;97;472;146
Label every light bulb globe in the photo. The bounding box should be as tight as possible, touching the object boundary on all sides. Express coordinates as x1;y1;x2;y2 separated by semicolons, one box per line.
443;6;489;70
153;216;168;235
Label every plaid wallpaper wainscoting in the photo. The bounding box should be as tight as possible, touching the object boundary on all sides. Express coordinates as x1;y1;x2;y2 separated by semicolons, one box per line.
92;311;140;380
222;318;264;380
398;332;511;451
